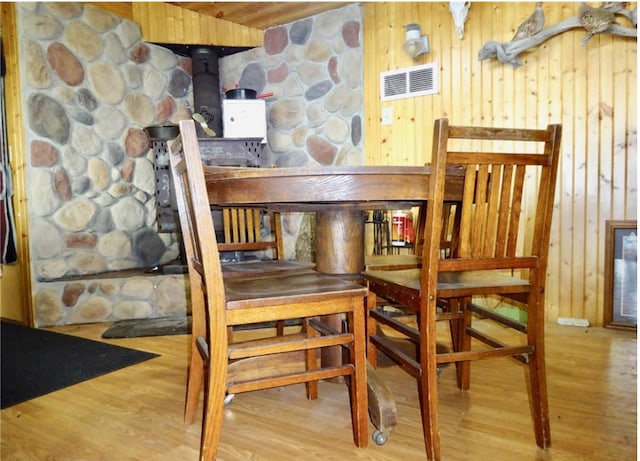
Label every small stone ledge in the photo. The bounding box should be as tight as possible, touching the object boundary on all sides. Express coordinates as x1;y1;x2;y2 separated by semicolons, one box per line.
36;263;186;283
33;269;189;328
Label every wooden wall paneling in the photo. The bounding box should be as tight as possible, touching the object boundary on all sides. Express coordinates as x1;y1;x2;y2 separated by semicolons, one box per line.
438;2;454;138
468;2;482;130
428;3;444;154
132;3;155;43
396;98;410;164
202;8;218;44
363;4;379;165
478;3;494;154
164;5;181;43
626;42;638;219
363;3;385;165
421;2;439;163
0;3;32;324
544;3;565;321
515;6;528;130
390;3;413;165
612;31;629;218
625;43;638;219
518;12;541;284
597;34;615;324
450;6;464;129
459;5;472;130
465;2;476;148
133;2;263;47
557;17;575;319
573;23;588;320
407;4;422;166
188;5;203;44
84;2;133;19
490;3;505;128
583;35;603;323
362;3;636;325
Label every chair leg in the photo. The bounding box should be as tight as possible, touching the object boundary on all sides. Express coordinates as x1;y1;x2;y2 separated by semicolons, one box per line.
304;319;319;400
199;326;230;461
185;295;207;425
454;299;472;390
417;300;441;461
527;294;551;448
445;298;469;390
185;337;205;424
366;291;379;367
348;302;369;448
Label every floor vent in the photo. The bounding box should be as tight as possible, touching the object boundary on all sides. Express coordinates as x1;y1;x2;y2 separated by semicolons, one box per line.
380;62;439;101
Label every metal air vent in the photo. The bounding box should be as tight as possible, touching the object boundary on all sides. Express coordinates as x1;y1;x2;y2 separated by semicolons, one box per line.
380;62;439;101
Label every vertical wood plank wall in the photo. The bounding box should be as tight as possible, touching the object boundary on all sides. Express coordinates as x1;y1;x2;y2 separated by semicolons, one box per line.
0;3;32;324
131;2;263;46
363;2;637;325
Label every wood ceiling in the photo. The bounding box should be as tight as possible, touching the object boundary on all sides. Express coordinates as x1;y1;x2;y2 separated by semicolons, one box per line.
166;2;351;30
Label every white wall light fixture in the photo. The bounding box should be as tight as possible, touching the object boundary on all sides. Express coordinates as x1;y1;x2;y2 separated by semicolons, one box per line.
402;23;429;59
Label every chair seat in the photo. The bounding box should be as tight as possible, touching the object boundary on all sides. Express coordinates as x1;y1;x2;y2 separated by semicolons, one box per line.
225;271;367;305
364;254;421;271
222;260;315;279
364;268;531;295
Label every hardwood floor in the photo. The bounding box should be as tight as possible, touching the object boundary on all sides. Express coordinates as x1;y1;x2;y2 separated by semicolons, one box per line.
1;321;636;460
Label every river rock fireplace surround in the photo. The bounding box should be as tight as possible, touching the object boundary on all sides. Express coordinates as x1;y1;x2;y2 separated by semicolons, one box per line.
17;2;364;327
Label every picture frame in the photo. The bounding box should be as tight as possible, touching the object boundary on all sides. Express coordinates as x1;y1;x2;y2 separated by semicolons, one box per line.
604;220;637;329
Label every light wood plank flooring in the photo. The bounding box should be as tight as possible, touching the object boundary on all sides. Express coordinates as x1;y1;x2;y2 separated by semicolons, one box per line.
1;321;636;461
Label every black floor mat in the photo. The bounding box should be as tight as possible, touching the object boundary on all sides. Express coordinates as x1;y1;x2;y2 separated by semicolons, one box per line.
1;321;158;409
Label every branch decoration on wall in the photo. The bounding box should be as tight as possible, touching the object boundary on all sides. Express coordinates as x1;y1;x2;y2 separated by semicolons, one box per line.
479;2;637;67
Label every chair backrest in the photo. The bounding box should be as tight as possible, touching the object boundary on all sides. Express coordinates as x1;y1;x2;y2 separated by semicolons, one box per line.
168;120;227;339
218;208;285;259
422;118;562;281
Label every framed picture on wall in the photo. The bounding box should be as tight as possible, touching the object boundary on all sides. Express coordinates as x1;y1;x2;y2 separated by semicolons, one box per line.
604;220;637;329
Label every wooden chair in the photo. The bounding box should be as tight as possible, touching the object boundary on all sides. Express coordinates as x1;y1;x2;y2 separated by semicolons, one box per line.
363;118;562;460
168;120;369;460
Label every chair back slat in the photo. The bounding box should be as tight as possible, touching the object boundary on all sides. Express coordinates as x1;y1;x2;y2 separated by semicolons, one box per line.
223;208;258;244
483;164;502;257
448;125;556;142
494;164;513;256
506;165;527;257
472;165;490;258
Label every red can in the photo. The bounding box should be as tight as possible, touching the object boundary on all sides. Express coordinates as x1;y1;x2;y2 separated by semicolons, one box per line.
391;211;407;246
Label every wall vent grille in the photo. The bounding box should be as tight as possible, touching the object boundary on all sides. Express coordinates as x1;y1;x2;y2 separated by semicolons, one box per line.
380;62;439;101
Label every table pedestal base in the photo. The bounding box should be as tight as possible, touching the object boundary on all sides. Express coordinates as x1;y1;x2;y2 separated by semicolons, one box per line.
315;210;397;442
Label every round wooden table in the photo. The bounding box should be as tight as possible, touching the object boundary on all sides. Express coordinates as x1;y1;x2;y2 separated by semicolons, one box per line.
204;165;464;275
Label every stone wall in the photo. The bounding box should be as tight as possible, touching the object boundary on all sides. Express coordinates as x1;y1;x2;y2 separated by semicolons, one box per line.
219;3;364;259
18;2;192;326
17;2;363;327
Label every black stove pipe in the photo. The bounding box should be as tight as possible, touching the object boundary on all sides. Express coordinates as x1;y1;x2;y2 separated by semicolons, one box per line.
190;46;222;137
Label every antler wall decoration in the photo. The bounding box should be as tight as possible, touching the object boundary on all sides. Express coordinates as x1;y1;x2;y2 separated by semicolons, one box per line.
479;2;637;67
